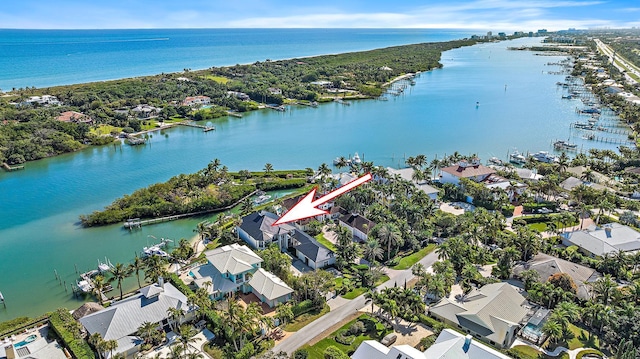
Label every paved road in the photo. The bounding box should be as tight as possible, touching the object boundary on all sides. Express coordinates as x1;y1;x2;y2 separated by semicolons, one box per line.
272;248;440;354
594;38;639;84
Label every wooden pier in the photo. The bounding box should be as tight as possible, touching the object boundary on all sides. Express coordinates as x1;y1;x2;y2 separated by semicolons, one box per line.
296;101;319;108
2;162;24;171
125;135;147;146
265;105;286;111
124;190;258;229
179;121;215;132
226;111;243;118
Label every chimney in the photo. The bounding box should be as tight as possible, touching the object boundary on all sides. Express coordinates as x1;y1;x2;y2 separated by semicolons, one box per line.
605;226;612;238
462;335;472;353
158;276;164;288
4;344;16;359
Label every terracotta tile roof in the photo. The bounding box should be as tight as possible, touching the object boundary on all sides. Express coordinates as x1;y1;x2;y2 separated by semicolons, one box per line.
440;163;496;178
56;111;92;123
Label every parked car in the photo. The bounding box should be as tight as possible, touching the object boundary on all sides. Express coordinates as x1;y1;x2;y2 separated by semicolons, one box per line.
381;333;397;346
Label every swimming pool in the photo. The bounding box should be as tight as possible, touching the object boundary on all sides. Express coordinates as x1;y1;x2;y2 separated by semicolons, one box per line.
522;323;543;338
14;334;37;348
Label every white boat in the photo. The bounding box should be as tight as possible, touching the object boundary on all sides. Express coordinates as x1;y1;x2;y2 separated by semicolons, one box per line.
253;194;272;205
352;152;362;164
530;151;559;163
143;245;169;257
487;157;504;166
97;258;114;272
509;151;526;165
76;279;93;293
554;140;578;151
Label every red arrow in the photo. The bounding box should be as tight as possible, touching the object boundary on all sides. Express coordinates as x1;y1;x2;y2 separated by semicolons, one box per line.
273;173;373;226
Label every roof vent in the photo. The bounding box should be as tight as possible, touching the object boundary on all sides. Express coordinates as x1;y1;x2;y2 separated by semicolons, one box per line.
463;334;472;353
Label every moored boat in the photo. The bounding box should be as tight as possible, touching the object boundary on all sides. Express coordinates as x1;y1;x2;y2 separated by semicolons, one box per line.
487;157;504;166
253;194;272;205
530;151;559;163
509;151;526;165
553;140;578;151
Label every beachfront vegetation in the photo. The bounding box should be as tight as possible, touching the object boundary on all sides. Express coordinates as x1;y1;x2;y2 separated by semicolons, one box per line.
79;160;308;226
0;39;485;165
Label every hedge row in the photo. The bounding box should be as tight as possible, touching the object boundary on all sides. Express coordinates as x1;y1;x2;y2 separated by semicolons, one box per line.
256;178;307;191
49;309;96;359
292;300;316;317
522;202;557;212
166;273;195;297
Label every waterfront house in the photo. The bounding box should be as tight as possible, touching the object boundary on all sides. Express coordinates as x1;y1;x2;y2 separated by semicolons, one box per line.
291;229;335;269
351;328;511;359
338;212;375;242
309;80;333;88
481;174;527;202
267;87;282;95
428;283;528;348
279;193;334;224
226;91;250;101
190;243;263;300
247;268;293;308
131;104;161;118
56;111;92;124
237;211;296;251
513;253;601;300
386;167;439;201
440;160;496;186
562;223;640;257
189;244;293;307
182;96;210;106
26;95;61;106
78;279;195;359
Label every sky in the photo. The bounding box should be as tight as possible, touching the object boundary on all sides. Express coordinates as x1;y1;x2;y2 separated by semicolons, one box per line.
0;0;639;30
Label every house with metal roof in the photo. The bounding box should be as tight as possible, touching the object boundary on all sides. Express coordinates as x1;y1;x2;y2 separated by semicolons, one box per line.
513;253;601;300
351;329;511;359
428;283;528;348
78;279;194;358
237;211;296;251
562;223;640;257
291;229;335;269
189;244;293;307
247;268;294;308
190;243;263;300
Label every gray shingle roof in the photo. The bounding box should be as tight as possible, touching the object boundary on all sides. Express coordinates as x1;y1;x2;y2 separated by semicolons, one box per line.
339;213;375;235
239;211;295;242
429;283;527;345
292;229;334;262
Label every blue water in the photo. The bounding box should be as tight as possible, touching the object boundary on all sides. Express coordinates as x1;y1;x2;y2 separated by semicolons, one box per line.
0;32;629;322
0;28;475;90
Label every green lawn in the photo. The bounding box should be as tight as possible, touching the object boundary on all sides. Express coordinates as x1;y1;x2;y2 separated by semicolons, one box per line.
392;244;437;270
510;345;570;359
527;219;579;233
283;304;330;332
315;233;337;252
204;75;230;84
303;314;392;359
565;323;601;350
90;124;122;136
339;275;389;299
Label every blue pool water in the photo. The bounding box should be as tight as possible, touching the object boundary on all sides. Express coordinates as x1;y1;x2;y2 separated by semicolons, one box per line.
14;334;37;348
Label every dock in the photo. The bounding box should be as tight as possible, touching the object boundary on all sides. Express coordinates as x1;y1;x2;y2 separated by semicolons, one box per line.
124;190;258;229
2;162;24;171
226;111;243;118
265;105;286;111
333;98;351;106
179;121;215;132
296;101;319;108
125;135;147;146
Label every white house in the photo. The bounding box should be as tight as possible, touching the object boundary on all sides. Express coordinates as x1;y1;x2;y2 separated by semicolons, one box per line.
291;229;335;269
78;279;195;358
182;96;211;106
562;223;640;257
351;329;511;359
386;167;439;201
440;160;496;186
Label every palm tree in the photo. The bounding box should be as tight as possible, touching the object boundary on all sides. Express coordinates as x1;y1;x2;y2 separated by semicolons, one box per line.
89;333;106;359
177;324;198;355
129;255;145;289
137;321;159;347
542;319;563;344
374;223;403;261
362;239;384;264
110;262;133;300
144;255;167;283
590;274;617;305
263;163;274;176
91;275;108;305
240;197;253;214
167;307;185;332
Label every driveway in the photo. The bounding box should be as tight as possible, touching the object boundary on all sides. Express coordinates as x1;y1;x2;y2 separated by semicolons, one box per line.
272;247;441;354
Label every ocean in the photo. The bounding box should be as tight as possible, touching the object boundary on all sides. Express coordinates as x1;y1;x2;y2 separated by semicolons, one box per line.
0;28;475;90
